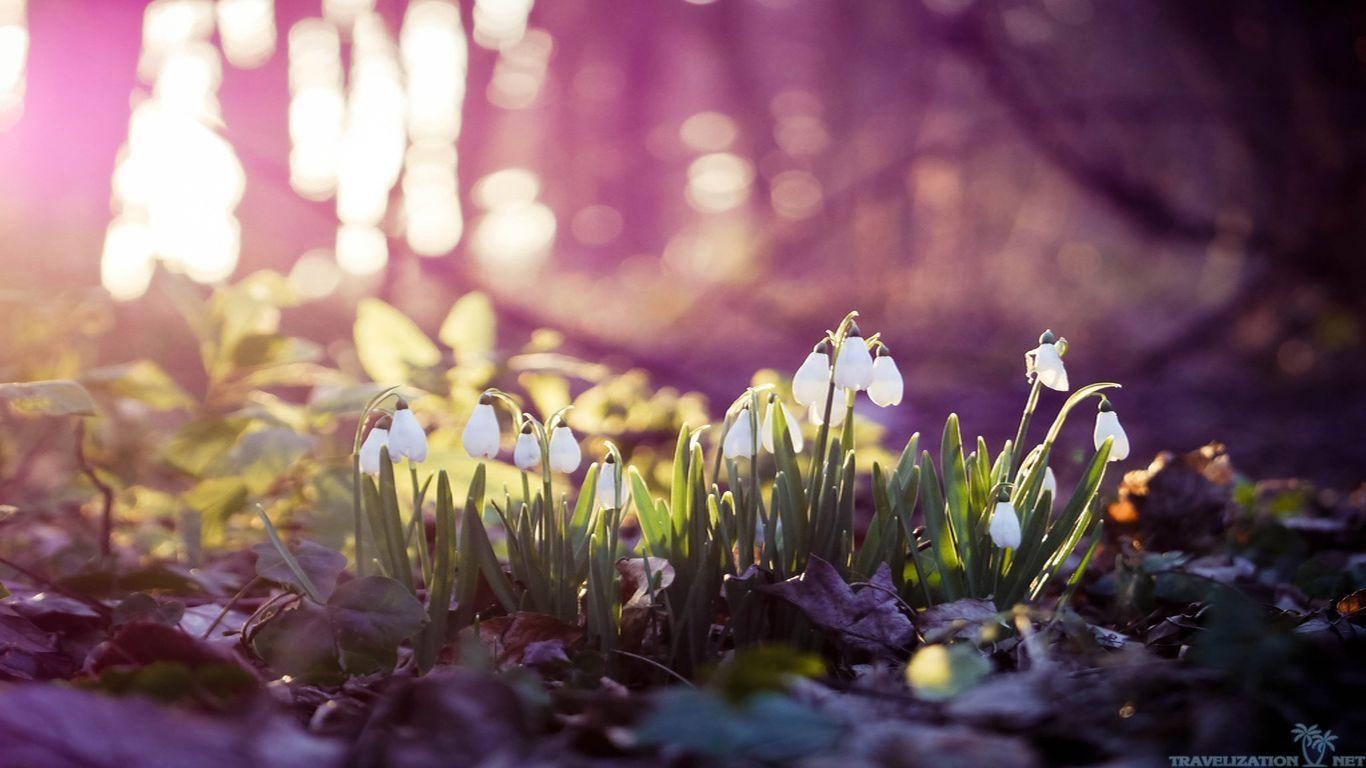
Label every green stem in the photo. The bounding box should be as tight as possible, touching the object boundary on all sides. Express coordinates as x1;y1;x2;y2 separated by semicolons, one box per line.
410;462;432;586
1009;379;1043;478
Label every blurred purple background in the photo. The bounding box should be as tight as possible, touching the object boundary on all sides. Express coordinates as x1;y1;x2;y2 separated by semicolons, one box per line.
1;0;1364;484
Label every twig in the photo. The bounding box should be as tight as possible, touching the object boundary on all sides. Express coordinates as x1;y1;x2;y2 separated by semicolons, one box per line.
612;649;696;688
200;575;263;640
74;420;115;558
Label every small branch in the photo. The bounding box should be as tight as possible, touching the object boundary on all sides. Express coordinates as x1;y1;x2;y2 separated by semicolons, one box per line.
74;420;115;558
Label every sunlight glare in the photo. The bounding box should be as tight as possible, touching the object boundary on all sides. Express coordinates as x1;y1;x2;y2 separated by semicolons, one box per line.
216;0;276;69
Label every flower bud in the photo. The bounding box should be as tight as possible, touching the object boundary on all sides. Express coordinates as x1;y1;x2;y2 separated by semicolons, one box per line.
760;396;803;453
989;497;1022;549
1093;398;1130;461
723;407;756;460
461;400;500;459
513;423;542;471
388;399;429;463
867;344;903;407
833;326;874;391
548;425;582;473
792;342;832;406
595;454;629;509
359;423;392;476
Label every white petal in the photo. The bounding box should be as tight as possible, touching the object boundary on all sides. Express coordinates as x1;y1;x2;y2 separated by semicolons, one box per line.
781;402;804;453
989;501;1022;549
1042;466;1058;499
595;462;629;508
867;356;903;407
513;433;542;471
807;392;848;427
1094;410;1130;461
359;428;389;476
1033;344;1069;391
760;402;777;454
723;412;755;460
792;352;830;406
389;408;429;463
548;426;582;473
461;403;501;459
833;339;874;391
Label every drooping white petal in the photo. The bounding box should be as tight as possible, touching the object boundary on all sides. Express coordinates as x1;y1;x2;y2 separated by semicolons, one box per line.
792;351;830;406
1042;466;1058;499
388;407;429;463
868;355;904;407
989;500;1022;549
513;432;542;471
723;410;756;460
760;400;804;453
1032;343;1069;391
595;461;629;508
1093;410;1130;461
807;391;848;427
461;402;501;459
548;426;582;473
359;428;390;476
833;338;874;391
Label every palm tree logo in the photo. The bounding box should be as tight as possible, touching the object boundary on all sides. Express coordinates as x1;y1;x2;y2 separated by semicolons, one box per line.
1292;723;1339;767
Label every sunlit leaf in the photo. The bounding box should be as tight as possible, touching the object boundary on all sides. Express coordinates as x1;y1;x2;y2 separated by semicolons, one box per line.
354;297;442;385
0;380;96;417
905;643;991;701
439;291;496;365
80;361;193;411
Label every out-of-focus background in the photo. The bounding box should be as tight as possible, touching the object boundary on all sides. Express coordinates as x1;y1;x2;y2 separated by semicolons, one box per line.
1;0;1364;484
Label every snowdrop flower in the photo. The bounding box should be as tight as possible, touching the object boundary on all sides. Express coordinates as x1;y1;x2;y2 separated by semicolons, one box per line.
1029;330;1069;392
462;394;500;459
548;425;582;473
595;454;629;508
867;344;904;407
1042;466;1058;499
723;407;757;460
388;399;429;463
989;492;1022;549
513;422;542;471
760;395;803;453
359;417;393;476
792;340;832;406
808;390;848;427
1093;398;1130;461
833;324;875;391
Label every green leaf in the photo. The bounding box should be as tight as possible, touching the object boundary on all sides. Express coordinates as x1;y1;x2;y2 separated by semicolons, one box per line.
212;427;315;496
905;643;991;701
354;298;442;385
80;362;194;411
182;478;248;548
249;602;343;684
163;418;251;478
253;539;347;602
0;380;96;417
439;291;497;365
326;576;427;674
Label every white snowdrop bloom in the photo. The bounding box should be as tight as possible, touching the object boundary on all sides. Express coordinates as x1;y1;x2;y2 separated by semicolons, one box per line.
513;425;542;471
867;345;904;407
1093;399;1130;461
1030;330;1069;392
358;422;392;476
548;425;582;473
1042;466;1058;499
595;456;629;508
807;390;848;427
461;396;501;459
833;325;874;391
723;407;757;460
388;400;429;463
792;340;832;406
760;397;804;453
989;496;1022;549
